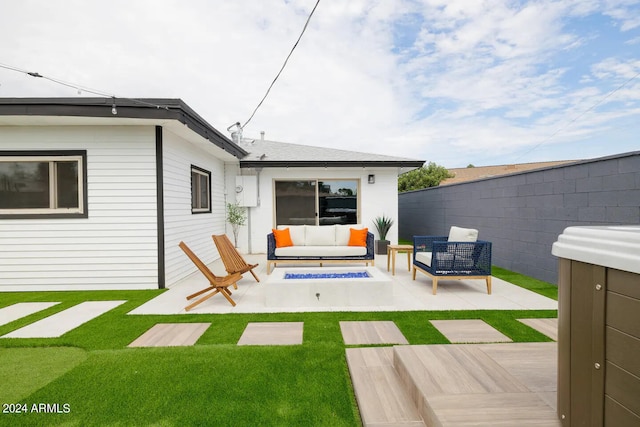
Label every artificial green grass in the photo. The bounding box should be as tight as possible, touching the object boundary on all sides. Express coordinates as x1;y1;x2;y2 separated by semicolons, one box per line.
0;347;87;402
0;281;557;426
492;266;558;300
14;345;357;427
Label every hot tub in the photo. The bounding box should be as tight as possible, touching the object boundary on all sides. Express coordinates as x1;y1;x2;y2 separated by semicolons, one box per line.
552;225;640;426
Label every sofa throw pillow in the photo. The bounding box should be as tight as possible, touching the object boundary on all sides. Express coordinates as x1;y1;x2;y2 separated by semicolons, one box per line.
278;225;306;246
336;224;363;246
448;226;478;242
272;228;294;248
348;227;368;247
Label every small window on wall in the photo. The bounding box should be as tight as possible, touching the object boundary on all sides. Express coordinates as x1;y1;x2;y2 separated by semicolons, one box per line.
191;166;211;213
0;151;87;218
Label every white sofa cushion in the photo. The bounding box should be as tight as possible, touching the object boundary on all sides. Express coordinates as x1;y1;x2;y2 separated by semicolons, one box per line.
305;225;336;246
448;226;478;242
274;246;367;257
416;251;439;267
278;225;306;246
335;224;364;246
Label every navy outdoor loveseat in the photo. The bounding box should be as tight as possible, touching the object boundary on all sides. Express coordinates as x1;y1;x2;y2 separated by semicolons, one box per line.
412;226;492;295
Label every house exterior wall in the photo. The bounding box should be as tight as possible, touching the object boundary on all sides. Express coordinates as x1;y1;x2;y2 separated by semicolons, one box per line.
162;128;228;287
234;167;399;254
0;125;159;290
398;151;640;284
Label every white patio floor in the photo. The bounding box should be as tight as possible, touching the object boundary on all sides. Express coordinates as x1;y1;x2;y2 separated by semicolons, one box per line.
129;253;557;315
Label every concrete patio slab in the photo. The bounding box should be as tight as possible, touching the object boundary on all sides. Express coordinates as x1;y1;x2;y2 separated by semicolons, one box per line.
340;321;409;345
430;319;512;343
128;323;211;347
1;301;126;338
517;318;558;341
127;253;558;314
0;302;59;327
237;322;304;346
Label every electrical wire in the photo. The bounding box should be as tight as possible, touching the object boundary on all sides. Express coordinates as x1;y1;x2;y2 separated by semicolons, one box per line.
241;0;321;129
514;69;640;161
0;62;170;110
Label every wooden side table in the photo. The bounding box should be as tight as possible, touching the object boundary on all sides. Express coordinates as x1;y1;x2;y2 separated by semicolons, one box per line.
386;244;413;275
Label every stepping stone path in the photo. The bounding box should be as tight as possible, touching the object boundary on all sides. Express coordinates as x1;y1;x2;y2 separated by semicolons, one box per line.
1;301;126;338
128;323;211;347
430;319;512;343
517;318;558;341
0;302;59;327
237;322;304;345
340;321;409;345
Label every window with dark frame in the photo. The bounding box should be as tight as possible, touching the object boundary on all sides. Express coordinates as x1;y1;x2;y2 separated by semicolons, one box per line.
274;179;359;225
191;166;211;213
0;151;87;218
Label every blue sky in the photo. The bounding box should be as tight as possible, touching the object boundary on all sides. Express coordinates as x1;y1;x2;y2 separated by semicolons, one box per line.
1;0;639;167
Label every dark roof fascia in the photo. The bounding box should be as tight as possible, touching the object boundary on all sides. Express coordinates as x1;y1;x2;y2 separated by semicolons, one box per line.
240;160;425;169
0;97;248;159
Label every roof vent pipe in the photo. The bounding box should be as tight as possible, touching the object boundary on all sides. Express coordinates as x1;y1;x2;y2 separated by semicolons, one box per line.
227;122;243;145
260;131;265;141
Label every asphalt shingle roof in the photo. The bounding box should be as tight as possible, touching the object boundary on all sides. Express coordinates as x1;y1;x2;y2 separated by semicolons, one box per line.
238;138;424;169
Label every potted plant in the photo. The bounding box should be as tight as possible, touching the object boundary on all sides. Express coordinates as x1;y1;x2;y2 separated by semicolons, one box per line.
372;215;394;255
226;201;246;247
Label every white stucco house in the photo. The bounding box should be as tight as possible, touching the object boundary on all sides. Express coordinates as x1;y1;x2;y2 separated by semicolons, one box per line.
0;98;424;291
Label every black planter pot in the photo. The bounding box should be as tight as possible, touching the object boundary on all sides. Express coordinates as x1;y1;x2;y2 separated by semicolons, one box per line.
375;240;390;255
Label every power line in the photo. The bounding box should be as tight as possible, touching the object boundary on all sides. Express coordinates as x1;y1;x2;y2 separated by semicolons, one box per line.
0;62;170;110
241;0;321;130
514;69;640;161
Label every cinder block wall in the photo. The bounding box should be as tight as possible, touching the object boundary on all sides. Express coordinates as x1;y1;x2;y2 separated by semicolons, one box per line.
399;151;640;284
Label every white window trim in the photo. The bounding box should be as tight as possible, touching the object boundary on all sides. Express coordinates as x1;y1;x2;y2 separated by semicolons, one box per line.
0;154;85;216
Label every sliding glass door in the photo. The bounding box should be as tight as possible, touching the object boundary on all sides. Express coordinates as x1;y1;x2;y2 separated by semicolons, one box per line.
275;179;359;226
275;180;316;225
318;180;358;225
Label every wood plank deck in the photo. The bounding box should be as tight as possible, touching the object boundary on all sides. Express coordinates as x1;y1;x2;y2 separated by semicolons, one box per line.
346;347;425;427
348;343;561;426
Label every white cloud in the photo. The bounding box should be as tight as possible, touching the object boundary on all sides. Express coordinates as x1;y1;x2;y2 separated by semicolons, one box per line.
0;0;639;167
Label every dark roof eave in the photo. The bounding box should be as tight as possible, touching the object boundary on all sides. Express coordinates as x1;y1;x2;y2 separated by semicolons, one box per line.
0;97;248;159
240;160;425;169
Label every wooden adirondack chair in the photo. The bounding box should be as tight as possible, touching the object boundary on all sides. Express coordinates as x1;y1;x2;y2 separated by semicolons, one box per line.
212;234;260;282
179;241;242;311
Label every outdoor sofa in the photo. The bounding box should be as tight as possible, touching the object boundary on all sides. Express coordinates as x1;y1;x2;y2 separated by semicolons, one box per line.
267;224;375;273
412;226;492;294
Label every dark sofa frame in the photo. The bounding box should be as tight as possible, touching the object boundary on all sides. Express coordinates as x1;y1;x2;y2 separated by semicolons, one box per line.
266;232;375;273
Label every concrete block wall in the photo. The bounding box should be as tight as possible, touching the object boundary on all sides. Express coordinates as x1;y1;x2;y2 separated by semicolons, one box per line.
399;151;640;284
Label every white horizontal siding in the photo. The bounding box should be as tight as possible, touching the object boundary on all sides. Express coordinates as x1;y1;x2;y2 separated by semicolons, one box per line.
0;125;159;290
162;129;228;287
